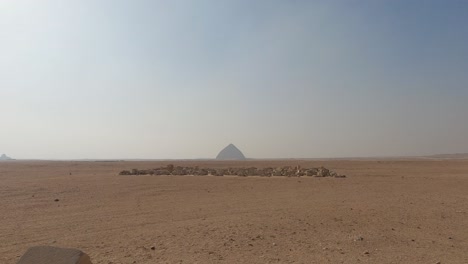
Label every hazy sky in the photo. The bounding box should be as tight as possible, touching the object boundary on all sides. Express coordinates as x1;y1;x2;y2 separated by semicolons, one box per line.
1;1;468;159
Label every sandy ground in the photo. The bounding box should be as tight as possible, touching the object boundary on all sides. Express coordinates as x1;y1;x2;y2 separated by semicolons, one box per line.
1;159;467;264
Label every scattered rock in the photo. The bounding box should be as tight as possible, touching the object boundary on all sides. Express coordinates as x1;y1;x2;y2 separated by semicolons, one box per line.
150;246;155;250
166;164;174;172
119;170;131;175
54;199;60;202
119;165;345;178
316;167;330;177
354;236;364;241
304;168;316;176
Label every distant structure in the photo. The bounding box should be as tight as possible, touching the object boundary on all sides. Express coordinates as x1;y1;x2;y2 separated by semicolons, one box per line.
216;144;246;160
0;154;12;161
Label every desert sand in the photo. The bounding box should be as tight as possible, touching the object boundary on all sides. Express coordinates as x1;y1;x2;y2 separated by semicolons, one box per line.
1;159;467;264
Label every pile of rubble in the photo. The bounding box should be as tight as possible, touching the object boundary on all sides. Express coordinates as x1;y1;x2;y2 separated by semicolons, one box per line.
119;165;346;178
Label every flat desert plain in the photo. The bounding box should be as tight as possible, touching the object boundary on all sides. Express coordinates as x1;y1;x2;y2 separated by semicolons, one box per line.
1;159;467;264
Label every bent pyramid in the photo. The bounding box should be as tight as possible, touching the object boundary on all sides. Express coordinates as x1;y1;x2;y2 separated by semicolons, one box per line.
17;246;92;264
216;144;246;160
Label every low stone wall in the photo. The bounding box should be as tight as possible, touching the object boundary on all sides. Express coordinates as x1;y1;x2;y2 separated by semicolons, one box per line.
119;165;346;178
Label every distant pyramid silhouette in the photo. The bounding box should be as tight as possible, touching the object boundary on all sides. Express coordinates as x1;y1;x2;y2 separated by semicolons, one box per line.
216;144;246;160
0;154;12;160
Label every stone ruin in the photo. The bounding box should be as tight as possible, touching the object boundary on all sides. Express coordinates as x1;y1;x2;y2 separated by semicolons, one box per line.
17;246;92;264
119;165;346;178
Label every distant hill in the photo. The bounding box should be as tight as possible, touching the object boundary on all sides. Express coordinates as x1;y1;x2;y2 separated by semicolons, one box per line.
424;153;468;159
0;154;13;160
216;144;246;160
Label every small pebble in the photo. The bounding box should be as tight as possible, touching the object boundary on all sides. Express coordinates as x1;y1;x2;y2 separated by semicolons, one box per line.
354;236;364;241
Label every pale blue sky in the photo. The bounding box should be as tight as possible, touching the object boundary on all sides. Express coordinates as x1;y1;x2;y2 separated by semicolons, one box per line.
1;1;467;159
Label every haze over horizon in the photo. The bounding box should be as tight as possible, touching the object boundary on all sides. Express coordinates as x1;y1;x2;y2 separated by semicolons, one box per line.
1;1;468;160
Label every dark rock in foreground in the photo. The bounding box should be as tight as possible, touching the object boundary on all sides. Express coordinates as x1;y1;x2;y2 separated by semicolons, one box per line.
119;165;346;178
17;246;92;264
